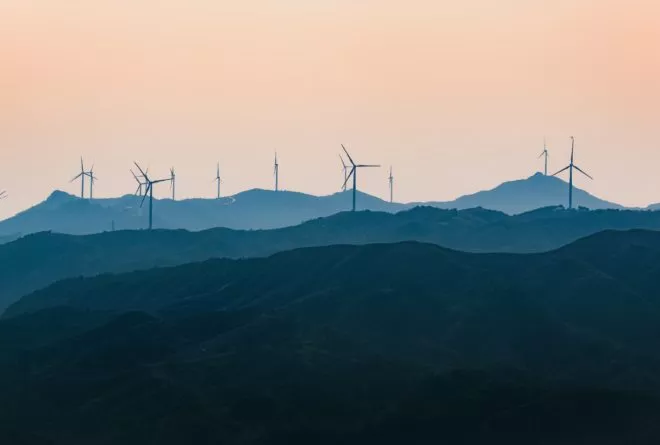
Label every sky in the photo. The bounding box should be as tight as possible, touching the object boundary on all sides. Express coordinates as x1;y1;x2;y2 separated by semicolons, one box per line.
0;0;659;218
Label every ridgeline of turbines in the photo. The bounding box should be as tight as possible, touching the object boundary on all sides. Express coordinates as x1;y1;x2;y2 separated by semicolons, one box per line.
0;138;592;230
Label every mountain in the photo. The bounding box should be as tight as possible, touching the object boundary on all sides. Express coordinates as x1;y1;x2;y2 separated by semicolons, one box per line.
3;206;660;313
427;172;623;214
0;174;623;239
3;231;660;444
0;188;403;237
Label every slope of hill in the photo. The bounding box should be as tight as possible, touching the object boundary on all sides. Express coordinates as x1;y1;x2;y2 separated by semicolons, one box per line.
0;188;403;237
427;172;623;214
3;231;660;444
0;174;622;238
3;206;660;313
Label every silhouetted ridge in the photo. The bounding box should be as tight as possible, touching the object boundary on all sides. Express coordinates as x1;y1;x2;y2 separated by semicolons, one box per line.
4;207;660;312
0;174;624;239
425;173;623;214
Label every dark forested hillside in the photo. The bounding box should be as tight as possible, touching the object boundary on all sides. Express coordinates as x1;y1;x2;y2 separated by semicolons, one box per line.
3;231;660;444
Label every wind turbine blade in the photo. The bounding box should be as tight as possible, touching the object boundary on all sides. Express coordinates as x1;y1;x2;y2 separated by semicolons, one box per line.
342;167;355;190
152;178;171;184
134;185;142;196
551;165;570;177
133;162;148;180
80;157;84;172
341;145;356;166
538;151;545;158
573;165;593;180
357;164;381;168
339;154;347;169
70;173;83;182
140;184;151;207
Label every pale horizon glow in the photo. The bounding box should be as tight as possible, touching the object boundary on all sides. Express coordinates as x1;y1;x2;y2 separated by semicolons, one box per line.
1;0;659;218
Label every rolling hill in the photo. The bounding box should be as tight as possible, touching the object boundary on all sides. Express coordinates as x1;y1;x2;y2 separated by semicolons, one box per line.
0;174;622;238
426;172;623;214
3;231;660;444
3;205;660;314
0;188;403;237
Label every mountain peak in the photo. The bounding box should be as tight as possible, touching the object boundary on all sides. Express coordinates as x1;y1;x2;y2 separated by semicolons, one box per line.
444;172;621;214
46;190;76;203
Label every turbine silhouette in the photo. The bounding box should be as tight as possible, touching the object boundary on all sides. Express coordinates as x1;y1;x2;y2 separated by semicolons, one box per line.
131;169;147;196
70;157;87;198
274;152;279;192
134;162;172;230
170;167;176;200
388;166;394;203
85;165;98;199
538;138;549;175
214;163;223;199
340;155;350;191
341;145;380;212
552;136;593;209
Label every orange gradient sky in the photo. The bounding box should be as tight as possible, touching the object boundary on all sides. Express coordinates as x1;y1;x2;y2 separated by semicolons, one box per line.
0;0;659;218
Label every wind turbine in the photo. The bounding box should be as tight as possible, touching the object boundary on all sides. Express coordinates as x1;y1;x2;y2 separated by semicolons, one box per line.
538;138;549;175
341;144;380;212
388;166;394;203
340;155;350;191
214;163;223;199
551;136;593;209
170;167;176;200
131;169;147;196
134;162;172;230
274;152;279;192
70;157;87;198
85;165;98;199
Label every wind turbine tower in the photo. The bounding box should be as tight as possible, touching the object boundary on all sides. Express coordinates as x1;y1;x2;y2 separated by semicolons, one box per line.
85;165;98;199
134;162;173;230
170;167;176;200
539;138;549;175
274;152;279;192
388;166;394;203
214;163;223;199
341;144;380;212
551;136;593;209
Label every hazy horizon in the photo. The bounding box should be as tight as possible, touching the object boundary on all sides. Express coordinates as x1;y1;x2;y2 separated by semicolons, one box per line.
1;0;658;219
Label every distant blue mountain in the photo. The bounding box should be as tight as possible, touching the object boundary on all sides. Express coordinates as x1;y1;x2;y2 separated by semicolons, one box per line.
0;174;623;237
426;172;623;215
0;189;404;236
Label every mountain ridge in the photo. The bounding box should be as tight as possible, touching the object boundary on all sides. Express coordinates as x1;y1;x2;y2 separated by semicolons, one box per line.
0;173;624;237
3;205;660;313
